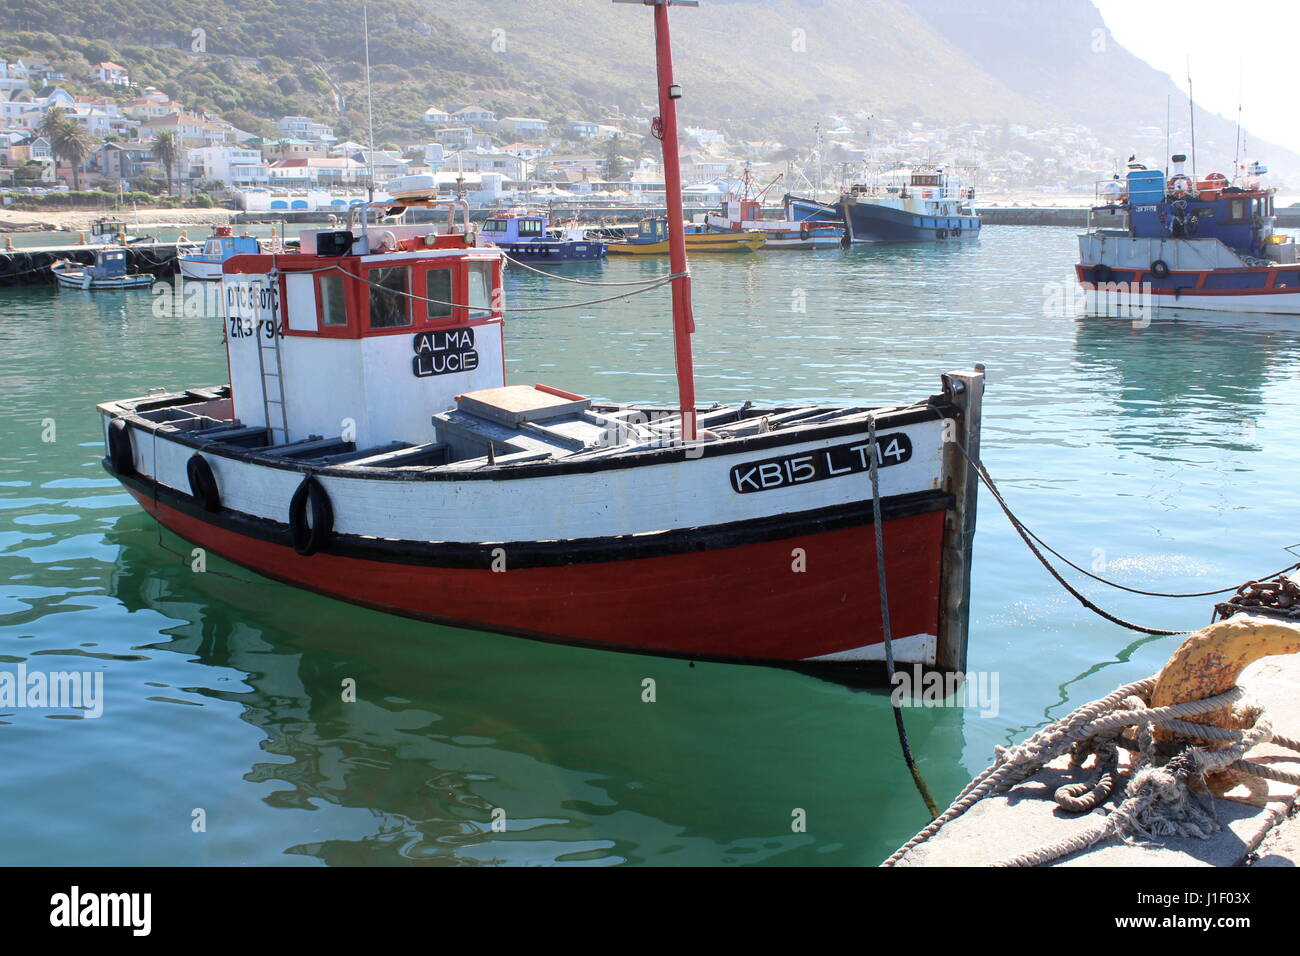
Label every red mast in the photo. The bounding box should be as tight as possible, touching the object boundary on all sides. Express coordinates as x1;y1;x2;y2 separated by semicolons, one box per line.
618;0;698;441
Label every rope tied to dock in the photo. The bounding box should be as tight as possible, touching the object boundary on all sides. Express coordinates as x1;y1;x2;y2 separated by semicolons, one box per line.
883;675;1300;867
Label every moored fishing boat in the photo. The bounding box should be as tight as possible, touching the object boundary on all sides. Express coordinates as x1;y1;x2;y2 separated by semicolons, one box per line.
606;216;765;254
1077;154;1300;316
479;210;607;262
788;166;981;243
178;226;264;281
703;166;846;249
94;0;986;670
51;247;153;290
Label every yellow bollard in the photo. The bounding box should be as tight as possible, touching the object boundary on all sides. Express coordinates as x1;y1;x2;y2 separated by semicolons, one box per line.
1152;614;1300;790
79;232;87;244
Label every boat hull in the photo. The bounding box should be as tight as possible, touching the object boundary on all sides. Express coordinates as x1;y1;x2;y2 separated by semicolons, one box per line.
121;477;946;664
1074;262;1300;316
52;268;153;290
178;257;224;281
98;378;984;669
607;233;765;254
841;201;981;243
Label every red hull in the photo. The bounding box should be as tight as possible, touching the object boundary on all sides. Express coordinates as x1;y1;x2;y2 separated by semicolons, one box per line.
129;488;945;663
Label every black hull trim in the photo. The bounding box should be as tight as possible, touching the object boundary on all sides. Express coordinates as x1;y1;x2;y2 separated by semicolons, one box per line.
112;463;953;570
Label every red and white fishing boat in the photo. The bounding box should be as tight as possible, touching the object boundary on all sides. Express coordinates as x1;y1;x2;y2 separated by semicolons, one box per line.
96;0;985;669
703;164;847;250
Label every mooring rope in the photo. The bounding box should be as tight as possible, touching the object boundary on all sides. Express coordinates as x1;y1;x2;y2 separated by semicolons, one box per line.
868;414;940;819
498;250;676;287
882;677;1300;867
955;441;1187;636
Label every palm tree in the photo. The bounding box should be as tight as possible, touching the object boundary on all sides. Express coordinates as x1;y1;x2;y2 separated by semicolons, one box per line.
47;117;97;191
151;131;179;196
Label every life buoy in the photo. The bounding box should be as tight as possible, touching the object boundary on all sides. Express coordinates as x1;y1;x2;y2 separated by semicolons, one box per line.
107;418;134;476
1150;259;1171;279
1089;263;1113;284
288;475;333;556
1169;175;1194;200
186;454;221;512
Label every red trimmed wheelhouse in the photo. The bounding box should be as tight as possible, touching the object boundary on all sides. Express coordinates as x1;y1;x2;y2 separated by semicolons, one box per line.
96;1;987;671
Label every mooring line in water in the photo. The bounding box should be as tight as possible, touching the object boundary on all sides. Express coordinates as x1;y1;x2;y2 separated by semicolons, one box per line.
1019;524;1300;599
869;415;941;820
954;442;1187;636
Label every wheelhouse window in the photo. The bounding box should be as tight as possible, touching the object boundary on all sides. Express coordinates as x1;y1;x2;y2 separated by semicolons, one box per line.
425;267;453;322
518;219;544;237
467;261;494;318
482;220;508;234
318;274;348;327
368;266;411;329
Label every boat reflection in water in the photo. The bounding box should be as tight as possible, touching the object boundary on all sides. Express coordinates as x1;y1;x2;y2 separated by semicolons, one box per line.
1072;309;1300;455
107;518;971;866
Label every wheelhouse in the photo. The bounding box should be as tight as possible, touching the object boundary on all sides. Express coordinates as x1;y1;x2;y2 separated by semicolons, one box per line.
220;200;506;450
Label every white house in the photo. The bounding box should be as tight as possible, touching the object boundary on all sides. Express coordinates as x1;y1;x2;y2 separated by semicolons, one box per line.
277;115;336;142
90;62;130;86
452;106;497;129
421;106;454;125
498;116;548;138
187;145;268;186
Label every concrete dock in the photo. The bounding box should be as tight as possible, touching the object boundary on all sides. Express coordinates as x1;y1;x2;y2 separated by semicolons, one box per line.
0;241;188;286
891;651;1300;866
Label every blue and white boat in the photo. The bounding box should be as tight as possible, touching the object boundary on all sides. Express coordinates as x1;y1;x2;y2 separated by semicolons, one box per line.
787;166;980;243
178;227;264;281
51;247;153;290
1077;154;1300;316
479;211;606;262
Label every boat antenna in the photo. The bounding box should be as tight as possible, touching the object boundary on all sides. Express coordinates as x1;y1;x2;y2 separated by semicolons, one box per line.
614;0;698;441
363;1;377;201
1186;56;1198;186
1232;59;1243;182
1170;92;1180;178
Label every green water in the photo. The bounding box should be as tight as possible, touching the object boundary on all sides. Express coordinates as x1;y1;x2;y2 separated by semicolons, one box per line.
3;226;1300;866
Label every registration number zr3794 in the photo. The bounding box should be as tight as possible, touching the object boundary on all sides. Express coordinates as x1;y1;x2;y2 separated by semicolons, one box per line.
729;433;913;494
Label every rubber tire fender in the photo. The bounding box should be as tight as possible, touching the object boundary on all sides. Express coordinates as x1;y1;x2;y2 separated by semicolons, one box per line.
289;475;333;556
1090;263;1114;285
186;454;221;513
107;418;134;476
1150;259;1171;280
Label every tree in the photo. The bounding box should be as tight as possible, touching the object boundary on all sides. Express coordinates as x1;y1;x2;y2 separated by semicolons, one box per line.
43;114;96;190
603;135;627;181
151;131;179;196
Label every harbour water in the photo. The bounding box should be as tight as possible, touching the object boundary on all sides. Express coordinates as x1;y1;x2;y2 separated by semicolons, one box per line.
3;224;1300;865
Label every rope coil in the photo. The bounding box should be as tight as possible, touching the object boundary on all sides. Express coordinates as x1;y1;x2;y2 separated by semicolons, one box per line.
882;677;1300;867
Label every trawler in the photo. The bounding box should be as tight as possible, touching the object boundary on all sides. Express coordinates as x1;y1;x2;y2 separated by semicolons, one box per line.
788;166;981;243
1078;154;1300;315
95;0;985;669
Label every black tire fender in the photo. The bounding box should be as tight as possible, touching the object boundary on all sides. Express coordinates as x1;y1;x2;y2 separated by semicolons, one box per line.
1150;259;1171;279
288;475;333;556
800;223;811;242
1089;263;1114;285
107;418;134;476
186;454;221;512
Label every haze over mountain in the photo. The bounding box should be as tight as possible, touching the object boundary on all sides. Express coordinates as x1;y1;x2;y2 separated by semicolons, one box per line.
3;0;1292;178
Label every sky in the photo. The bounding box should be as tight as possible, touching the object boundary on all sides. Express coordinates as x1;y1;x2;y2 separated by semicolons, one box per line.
1093;0;1300;157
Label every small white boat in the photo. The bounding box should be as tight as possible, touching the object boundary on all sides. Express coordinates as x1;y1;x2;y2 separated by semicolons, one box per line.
178;227;263;281
52;248;153;290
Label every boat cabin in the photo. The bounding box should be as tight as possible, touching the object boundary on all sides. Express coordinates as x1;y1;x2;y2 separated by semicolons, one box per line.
200;233;261;260
89;248;130;278
480;214;549;244
220;201;506;450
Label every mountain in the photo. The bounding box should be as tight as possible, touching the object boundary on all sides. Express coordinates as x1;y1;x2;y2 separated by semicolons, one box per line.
2;0;1294;177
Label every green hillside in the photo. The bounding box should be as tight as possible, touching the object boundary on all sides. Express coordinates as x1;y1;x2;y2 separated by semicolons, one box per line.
1;0;1294;174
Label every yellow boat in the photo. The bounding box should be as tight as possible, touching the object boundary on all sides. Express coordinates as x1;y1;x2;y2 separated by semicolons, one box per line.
606;218;766;254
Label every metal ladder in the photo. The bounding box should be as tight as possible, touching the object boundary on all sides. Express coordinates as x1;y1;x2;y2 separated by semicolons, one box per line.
255;294;288;443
